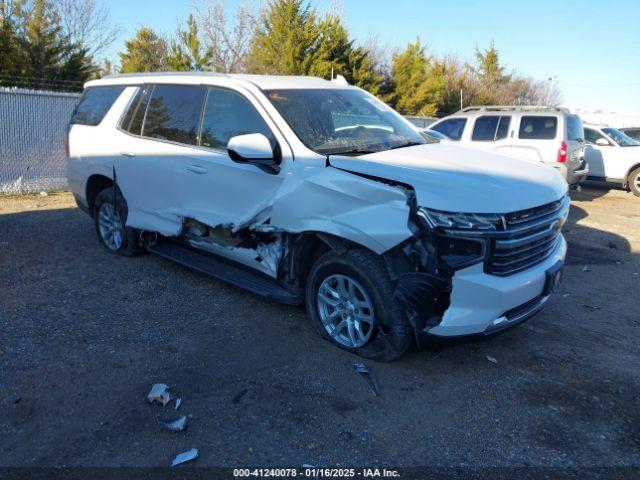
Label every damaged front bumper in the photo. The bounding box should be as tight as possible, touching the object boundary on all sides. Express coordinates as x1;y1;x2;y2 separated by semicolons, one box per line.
417;234;566;339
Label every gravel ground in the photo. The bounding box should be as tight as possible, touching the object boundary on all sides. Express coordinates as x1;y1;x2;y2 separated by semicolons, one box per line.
0;186;639;469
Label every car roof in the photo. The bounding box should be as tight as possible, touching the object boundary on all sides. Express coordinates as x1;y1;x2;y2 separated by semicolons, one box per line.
84;72;346;91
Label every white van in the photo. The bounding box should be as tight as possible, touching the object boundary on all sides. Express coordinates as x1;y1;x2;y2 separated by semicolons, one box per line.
430;106;589;186
67;73;568;361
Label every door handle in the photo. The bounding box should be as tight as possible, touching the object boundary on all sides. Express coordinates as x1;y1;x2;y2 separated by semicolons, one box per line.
120;152;136;157
186;164;208;174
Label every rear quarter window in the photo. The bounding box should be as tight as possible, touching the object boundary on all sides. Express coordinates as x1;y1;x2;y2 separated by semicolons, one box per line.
71;86;125;126
518;116;558;140
431;118;467;140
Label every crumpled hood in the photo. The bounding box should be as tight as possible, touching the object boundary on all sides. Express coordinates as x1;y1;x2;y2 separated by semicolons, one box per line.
329;143;568;213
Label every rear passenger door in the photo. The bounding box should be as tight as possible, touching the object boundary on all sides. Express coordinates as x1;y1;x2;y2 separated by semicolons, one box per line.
509;115;559;164
469;115;512;153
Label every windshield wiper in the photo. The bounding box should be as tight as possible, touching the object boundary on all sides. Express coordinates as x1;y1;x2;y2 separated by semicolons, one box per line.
387;141;425;151
325;148;376;156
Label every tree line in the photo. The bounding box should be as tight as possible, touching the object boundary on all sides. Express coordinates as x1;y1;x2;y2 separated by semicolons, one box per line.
0;0;561;116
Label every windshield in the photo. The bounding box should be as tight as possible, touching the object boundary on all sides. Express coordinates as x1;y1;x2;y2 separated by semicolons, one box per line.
265;88;426;155
602;127;640;147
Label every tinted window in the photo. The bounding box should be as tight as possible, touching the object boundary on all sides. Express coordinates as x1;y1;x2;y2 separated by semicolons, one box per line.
142;85;206;145
71;86;125;126
431;118;467;140
566;115;584;141
200;88;273;150
518;116;557;140
120;85;152;135
584;128;606;145
471;115;511;141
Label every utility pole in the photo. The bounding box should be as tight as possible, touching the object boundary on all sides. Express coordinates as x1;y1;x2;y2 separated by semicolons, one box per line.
460;89;463;110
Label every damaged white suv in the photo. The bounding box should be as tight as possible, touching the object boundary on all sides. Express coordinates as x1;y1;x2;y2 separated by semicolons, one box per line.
68;73;568;361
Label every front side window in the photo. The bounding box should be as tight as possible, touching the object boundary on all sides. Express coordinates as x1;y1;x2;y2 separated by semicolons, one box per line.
265;88;425;155
71;86;125;126
602;128;640;147
142;85;206;145
518;116;558;140
432;118;467;141
566;115;584;141
471;115;511;141
200;88;273;150
585;128;607;145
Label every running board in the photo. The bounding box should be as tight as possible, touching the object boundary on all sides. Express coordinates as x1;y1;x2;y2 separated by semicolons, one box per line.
147;240;303;305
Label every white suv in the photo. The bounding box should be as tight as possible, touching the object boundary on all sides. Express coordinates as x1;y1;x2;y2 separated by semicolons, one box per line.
584;124;640;196
430;106;589;186
67;73;568;361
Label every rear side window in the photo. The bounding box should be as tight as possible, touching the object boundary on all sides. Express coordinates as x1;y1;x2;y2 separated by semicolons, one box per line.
200;87;273;150
518;116;557;140
142;85;206;145
431;118;467;140
71;86;125;126
471;115;511;141
566;115;584;141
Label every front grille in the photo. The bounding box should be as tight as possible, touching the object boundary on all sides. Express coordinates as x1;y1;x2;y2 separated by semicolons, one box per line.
485;196;569;276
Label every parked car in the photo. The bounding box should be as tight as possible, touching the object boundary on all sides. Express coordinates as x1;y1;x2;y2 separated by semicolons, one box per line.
584;124;640;196
620;127;640;142
67;73;568;361
429;106;589;187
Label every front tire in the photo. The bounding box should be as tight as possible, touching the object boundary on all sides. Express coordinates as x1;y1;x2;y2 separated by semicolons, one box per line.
306;249;413;362
628;167;640;197
93;187;141;256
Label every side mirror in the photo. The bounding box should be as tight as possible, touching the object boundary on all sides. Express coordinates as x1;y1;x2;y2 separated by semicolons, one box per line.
227;133;281;170
595;138;610;147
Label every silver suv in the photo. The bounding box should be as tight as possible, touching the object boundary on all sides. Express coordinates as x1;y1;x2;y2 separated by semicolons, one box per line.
430;106;589;186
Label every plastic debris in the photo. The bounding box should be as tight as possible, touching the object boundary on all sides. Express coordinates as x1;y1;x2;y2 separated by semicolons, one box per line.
39;191;48;197
583;305;601;311
352;362;379;396
302;464;315;468
171;448;198;467
562;293;571;298
486;355;498;364
174;397;182;411
163;415;187;432
232;388;248;404
147;383;169;404
581;266;590;272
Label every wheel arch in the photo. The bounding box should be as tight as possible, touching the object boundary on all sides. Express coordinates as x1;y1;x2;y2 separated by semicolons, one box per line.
624;163;640;188
85;174;113;217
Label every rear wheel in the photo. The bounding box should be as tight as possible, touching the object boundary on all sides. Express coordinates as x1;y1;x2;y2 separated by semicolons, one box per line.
93;187;141;256
628;167;640;197
306;249;413;362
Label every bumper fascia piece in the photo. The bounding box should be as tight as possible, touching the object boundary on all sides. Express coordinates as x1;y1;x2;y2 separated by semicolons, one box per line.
423;235;566;338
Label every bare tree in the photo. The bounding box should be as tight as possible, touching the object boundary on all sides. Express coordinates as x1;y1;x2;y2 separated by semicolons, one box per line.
55;0;121;60
193;0;256;73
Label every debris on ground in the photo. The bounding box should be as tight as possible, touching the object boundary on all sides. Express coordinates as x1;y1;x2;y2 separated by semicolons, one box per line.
352;362;379;396
608;240;617;249
147;383;170;404
581;265;590;272
171;448;198;467
302;464;315;468
486;355;498;364
38;191;48;197
174;397;182;411
163;415;188;432
615;261;622;265
583;305;601;311
562;293;571;298
232;388;248;404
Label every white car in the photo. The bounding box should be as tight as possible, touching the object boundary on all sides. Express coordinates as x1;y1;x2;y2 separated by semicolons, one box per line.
67;73;568;361
430;106;589;186
584;124;640;196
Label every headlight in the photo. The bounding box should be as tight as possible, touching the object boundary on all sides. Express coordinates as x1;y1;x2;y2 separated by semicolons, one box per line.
418;208;504;231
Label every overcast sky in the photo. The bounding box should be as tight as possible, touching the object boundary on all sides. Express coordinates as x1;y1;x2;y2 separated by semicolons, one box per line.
104;0;640;113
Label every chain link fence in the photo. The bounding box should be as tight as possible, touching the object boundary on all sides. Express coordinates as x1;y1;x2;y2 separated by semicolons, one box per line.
0;87;81;195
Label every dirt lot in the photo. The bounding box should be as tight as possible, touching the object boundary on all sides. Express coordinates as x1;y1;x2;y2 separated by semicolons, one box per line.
0;186;639;469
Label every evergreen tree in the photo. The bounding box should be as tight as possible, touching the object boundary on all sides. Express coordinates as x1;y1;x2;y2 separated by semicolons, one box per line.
473;41;511;103
247;0;318;75
167;14;212;71
389;39;441;116
119;27;168;73
0;10;25;80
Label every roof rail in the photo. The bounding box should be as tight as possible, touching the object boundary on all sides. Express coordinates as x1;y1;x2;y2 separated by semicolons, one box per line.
458;105;570;114
103;71;230;80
